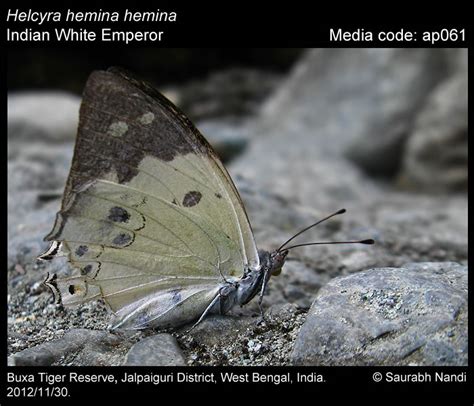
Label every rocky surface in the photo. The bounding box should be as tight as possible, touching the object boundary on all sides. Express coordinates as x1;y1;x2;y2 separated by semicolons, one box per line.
8;91;81;143
252;48;467;189
291;262;467;366
124;334;187;366
176;67;282;120
398;70;468;192
177;303;305;366
8;328;134;366
8;49;467;366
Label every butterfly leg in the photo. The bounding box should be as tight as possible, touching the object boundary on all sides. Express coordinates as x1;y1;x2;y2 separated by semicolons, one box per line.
186;283;238;333
258;296;267;324
217;264;230;284
257;269;272;323
186;293;221;333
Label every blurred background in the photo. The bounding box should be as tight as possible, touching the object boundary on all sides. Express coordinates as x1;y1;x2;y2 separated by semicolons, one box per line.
8;47;467;189
7;48;468;366
7;48;303;92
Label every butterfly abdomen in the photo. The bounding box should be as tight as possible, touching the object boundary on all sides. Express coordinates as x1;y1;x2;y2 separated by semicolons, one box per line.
111;285;222;330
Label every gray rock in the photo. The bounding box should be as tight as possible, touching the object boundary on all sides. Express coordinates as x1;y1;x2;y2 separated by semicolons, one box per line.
398;72;467;192
8;142;72;189
231;49;388;209
251;49;466;183
8;142;73;269
342;49;448;176
8;91;80;143
442;48;468;75
124;334;186;366
362;193;467;267
8;328;133;366
258;49;445;151
181;314;255;348
291;262;467;366
8;192;62;270
177;68;281;120
270;260;329;309
231;135;378;214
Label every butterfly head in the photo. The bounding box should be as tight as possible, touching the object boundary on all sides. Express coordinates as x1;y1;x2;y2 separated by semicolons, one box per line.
234;209;373;320
268;249;289;276
257;209;374;303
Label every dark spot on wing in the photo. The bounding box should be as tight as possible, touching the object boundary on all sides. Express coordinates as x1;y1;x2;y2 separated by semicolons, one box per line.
108;206;130;223
182;191;202;207
172;198;178;205
68;285;76;294
215;193;222;199
75;245;89;257
81;262;101;278
112;232;133;246
81;264;93;275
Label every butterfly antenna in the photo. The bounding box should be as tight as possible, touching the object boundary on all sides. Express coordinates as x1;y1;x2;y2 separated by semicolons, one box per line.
277;208;346;252
284;239;374;251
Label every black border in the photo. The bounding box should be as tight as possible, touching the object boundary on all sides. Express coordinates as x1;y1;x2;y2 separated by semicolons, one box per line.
3;2;472;401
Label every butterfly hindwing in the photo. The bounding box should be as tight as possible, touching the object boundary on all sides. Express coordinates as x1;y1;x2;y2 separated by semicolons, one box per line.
111;285;221;330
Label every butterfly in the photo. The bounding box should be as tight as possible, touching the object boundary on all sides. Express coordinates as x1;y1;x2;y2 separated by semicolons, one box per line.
38;67;373;331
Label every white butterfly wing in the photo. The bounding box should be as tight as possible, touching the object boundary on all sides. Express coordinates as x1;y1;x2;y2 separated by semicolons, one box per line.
40;68;259;328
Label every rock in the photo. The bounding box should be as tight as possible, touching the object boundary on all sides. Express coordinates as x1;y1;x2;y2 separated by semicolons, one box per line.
8;328;133;366
8;188;64;270
8;143;72;189
232;135;379;215
258;49;444;148
270;260;329;309
342;49;448;176
177;68;281;120
250;49;466;182
8;91;80;143
124;334;186;366
442;48;468;74
365;193;467;267
398;72;467;192
291;262;467;366
8;200;60;270
231;50;399;208
8;142;73;269
182;314;254;347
